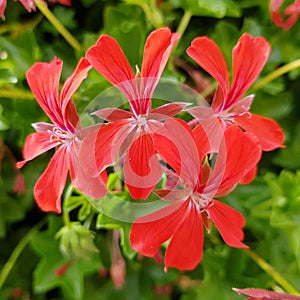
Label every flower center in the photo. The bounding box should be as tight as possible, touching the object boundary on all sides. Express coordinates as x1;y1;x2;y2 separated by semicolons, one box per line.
48;127;74;144
131;115;149;132
190;192;213;212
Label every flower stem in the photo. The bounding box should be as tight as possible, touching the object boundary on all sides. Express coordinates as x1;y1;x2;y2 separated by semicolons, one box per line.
0;219;46;291
168;9;192;72
243;248;300;295
176;9;192;37
34;0;81;51
63;185;74;229
253;59;300;91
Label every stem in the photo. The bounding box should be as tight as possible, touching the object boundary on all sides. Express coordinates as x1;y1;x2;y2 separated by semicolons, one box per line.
0;89;34;100
0;219;46;290
168;9;192;73
253;59;300;91
83;211;94;229
34;0;81;51
63;185;74;228
243;248;300;295
176;9;192;37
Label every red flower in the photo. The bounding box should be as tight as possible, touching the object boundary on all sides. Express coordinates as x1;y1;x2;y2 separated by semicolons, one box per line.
270;0;300;30
17;57;107;213
130;118;262;270
80;28;188;199
233;287;300;300
0;0;71;20
186;33;284;152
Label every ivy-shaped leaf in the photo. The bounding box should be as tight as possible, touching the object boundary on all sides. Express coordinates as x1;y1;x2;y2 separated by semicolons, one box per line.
30;216;101;300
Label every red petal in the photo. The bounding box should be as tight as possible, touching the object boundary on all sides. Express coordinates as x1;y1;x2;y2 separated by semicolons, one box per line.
227;94;254;114
34;146;69;213
187;106;214;121
85;35;139;114
272;11;284;27
270;0;284;12
19;0;35;12
68;141;108;199
192;115;225;155
208;200;248;248
207;125;261;197
140;28;180;114
16;132;60;169
187;36;229;111
141;28;180;80
0;0;6;20
32;122;56;132
86;35;134;84
60;58;92;130
153;118;200;187
79;120;131;177
60;58;91;108
130;200;187;257
13;173;26;194
233;287;300;299
26;57;64;128
234;113;285;151
124;133;161;199
93;108;133;122
165;201;204;270
150;102;190;120
239;165;257;185
53;0;72;6
227;33;271;109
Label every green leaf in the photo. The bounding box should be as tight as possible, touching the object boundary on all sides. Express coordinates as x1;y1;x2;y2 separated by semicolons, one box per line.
0;196;25;238
266;171;300;272
96;213;136;259
274;122;300;169
0;105;9;130
170;0;241;18
250;91;293;119
211;21;239;65
103;4;147;67
266;171;300;228
0;30;40;78
30;216;101;300
0;68;17;86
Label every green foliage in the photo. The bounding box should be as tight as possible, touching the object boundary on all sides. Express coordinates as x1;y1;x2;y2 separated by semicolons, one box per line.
30;216;101;300
170;0;241;18
0;0;300;299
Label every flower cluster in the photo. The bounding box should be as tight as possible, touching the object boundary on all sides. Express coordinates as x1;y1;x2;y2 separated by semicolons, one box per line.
18;27;284;271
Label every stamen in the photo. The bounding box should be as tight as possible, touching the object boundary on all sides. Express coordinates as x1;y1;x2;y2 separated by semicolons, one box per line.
130;115;149;132
190;192;213;212
48;127;74;144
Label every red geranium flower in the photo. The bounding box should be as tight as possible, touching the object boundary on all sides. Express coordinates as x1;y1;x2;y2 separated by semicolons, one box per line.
80;27;189;199
17;57;107;213
130;118;262;271
270;0;300;30
186;33;284;152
